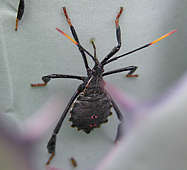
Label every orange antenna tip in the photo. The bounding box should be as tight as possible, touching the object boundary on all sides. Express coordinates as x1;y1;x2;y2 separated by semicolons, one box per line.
56;28;78;45
150;29;177;45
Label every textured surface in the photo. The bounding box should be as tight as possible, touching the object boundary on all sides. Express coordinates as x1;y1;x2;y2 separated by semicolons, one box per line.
0;0;186;170
70;78;112;133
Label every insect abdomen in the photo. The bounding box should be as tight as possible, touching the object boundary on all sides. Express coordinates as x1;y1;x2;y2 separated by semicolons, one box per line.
70;91;112;133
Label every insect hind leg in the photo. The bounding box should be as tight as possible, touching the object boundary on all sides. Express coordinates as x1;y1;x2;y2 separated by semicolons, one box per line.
46;89;81;165
110;98;124;142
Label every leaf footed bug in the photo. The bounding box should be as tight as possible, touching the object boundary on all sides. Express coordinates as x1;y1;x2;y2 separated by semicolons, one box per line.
31;7;176;165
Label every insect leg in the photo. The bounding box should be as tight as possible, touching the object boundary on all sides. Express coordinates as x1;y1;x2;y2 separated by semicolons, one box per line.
101;7;123;65
70;157;78;167
110;98;124;142
46;88;81;165
90;39;99;64
102;66;138;77
62;7;91;73
15;0;24;31
31;74;86;87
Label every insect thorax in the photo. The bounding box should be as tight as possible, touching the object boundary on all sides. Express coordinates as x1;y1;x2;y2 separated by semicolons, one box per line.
69;77;112;133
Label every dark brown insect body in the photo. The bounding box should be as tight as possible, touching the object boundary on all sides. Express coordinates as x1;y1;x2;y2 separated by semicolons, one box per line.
70;72;112;133
31;6;176;166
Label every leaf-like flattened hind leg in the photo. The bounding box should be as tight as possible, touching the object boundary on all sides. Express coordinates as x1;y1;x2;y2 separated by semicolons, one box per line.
46;88;81;165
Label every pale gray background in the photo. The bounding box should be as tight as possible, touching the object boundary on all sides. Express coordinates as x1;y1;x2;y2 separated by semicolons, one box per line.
0;0;186;169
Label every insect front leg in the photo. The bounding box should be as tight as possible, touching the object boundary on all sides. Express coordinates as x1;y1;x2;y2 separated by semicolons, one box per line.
31;74;85;87
46;88;81;165
62;7;91;74
102;66;138;77
101;7;123;65
110;98;124;142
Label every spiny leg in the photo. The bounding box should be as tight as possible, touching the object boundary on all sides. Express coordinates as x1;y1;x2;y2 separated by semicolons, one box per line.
46;88;81;165
110;98;124;142
62;7;91;73
101;7;123;65
15;0;24;31
31;74;86;87
102;66;138;77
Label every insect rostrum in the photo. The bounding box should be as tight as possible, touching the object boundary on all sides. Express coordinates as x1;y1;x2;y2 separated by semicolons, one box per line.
31;7;176;165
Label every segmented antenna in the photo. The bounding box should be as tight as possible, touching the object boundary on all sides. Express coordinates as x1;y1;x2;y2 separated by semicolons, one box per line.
103;29;177;65
56;28;78;45
150;29;176;45
56;28;95;61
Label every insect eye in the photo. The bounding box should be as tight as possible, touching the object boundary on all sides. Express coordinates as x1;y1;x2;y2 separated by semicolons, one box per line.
91;114;98;119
